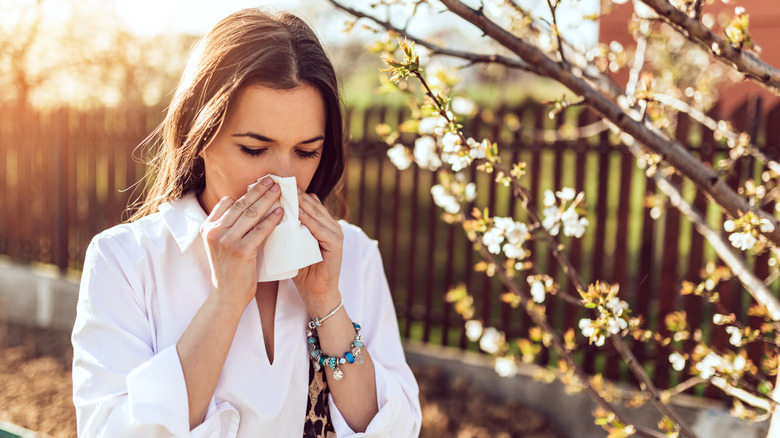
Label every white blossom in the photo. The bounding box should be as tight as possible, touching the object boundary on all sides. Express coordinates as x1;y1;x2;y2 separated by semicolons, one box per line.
464;183;477;202
733;354;746;372
502;243;525;259
606;318;628;335
413;136;442;170
696;352;722;379
561;208;589;238
433;116;449;135
725;326;742;346
447;154;472;172
530;280;546;303
418;117;438;135
494;357;518;377
543;189;556;207
729;232;756;251
441;132;461;153
479;327;502;354
669;352;686;371
579;318;595;337
431;185;460;214
760;218;775;233
605;297;629;317
465;320;483;342
723;220;735;232
504;222;529;246
469;146;486;159
542;206;561;235
387;144;412;170
556;187;576;201
483;228;504;254
712;313;727;325
452;96;477;115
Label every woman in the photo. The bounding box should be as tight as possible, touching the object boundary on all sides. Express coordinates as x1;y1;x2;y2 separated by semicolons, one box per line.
71;8;421;438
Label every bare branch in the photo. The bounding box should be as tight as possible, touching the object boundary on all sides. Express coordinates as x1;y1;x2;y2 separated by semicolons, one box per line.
326;0;534;72
546;0;567;65
626;19;652;98
638;0;780;96
437;0;780;249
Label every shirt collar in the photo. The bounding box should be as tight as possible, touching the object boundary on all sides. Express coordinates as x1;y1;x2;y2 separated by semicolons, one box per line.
158;193;208;252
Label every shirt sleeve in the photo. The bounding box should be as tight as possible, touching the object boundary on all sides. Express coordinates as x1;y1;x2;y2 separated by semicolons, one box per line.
71;234;239;437
328;238;422;437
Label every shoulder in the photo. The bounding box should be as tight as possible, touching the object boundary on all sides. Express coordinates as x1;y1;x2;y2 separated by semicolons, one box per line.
86;213;169;264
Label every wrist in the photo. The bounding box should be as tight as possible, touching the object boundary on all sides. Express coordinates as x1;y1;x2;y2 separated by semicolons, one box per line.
302;289;342;319
208;287;252;319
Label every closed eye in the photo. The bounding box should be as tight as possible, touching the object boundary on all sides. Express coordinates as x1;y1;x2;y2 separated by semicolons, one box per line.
240;146;267;157
297;149;320;160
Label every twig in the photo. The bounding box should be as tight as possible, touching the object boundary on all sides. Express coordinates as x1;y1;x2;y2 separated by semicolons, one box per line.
546;0;567;65
692;0;704;20
325;0;534;72
626;19;652;98
663;376;706;399
711;376;775;412
651;93;774;170
637;0;780;96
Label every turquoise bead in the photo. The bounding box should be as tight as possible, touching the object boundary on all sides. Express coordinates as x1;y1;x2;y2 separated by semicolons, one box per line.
345;352;355;364
353;340;364;348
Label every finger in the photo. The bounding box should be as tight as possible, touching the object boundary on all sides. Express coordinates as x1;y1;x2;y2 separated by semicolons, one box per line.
204;196;235;224
241;206;284;250
299;193;340;234
224;183;282;241
299;207;341;250
219;178;276;228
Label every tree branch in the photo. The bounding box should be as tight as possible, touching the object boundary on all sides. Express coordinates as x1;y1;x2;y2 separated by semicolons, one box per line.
325;0;534;72
437;0;780;249
637;0;780;96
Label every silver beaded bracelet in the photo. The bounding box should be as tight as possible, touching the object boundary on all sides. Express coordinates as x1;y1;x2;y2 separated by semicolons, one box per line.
308;299;344;330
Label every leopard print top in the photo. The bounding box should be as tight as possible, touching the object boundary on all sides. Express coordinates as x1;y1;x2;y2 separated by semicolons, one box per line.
303;361;336;438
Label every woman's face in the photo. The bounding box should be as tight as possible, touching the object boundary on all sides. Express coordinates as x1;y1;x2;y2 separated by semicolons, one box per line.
198;84;326;214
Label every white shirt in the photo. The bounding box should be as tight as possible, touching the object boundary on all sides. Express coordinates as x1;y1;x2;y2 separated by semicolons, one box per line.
71;193;422;437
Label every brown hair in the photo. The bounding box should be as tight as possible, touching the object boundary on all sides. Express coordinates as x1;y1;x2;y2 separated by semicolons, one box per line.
129;8;344;221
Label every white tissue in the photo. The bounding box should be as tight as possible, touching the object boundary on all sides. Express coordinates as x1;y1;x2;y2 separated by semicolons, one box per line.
247;175;323;282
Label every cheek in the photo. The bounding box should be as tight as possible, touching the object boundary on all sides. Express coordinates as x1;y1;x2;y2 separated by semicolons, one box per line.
296;158;322;191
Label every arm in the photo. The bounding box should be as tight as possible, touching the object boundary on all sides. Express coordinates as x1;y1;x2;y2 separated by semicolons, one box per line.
327;238;422;438
295;194;421;436
72;179;284;436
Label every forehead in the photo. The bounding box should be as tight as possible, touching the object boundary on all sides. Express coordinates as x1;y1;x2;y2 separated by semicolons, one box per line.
225;84;326;140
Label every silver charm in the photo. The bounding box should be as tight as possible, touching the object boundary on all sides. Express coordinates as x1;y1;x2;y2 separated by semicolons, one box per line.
333;368;344;381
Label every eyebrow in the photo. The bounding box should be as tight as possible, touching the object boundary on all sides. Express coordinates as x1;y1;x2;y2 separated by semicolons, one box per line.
232;132;325;145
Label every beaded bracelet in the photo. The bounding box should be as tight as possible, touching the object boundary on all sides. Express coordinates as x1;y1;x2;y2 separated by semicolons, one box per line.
307;322;364;381
308;300;344;330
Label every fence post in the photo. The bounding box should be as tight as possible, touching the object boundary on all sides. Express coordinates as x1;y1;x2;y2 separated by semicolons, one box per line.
53;107;70;273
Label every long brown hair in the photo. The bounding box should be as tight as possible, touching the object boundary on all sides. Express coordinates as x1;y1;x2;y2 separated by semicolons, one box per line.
129;9;345;222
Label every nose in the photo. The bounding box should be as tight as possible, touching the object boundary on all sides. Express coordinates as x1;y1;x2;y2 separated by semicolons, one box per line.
272;155;295;179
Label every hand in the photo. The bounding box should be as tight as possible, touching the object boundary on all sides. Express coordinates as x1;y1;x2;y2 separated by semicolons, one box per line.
199;178;283;309
294;190;344;306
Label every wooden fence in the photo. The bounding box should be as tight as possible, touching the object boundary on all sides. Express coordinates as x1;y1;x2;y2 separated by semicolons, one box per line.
2;99;780;393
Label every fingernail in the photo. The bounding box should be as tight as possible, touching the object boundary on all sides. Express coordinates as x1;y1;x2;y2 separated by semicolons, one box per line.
274;207;283;215
262;178;273;186
270;184;280;192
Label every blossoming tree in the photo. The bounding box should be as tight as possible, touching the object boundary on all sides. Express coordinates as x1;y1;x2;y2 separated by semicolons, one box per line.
327;0;780;436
